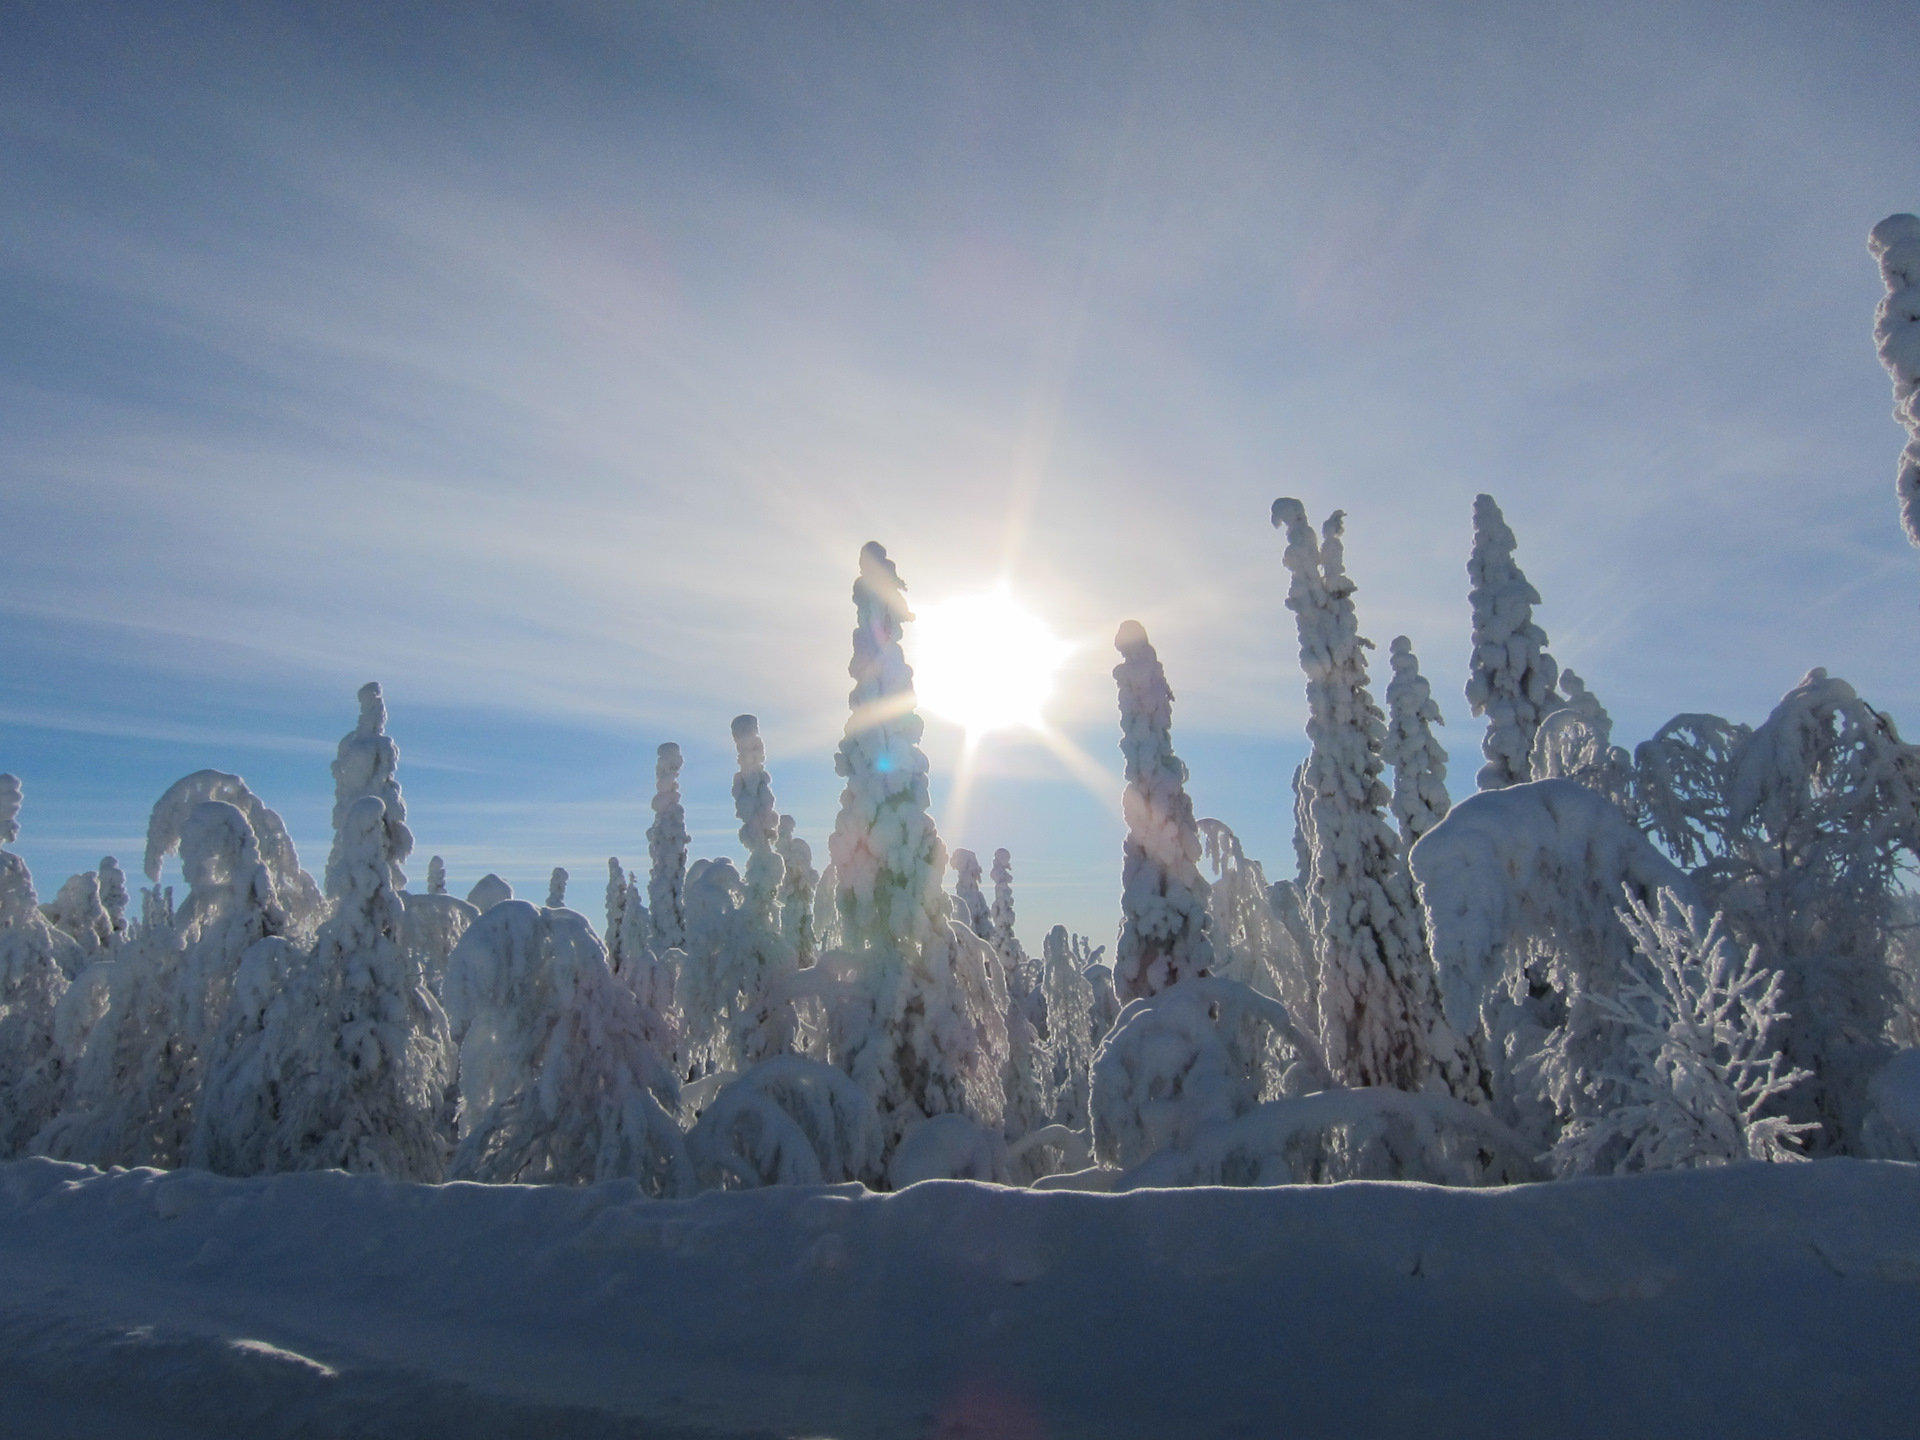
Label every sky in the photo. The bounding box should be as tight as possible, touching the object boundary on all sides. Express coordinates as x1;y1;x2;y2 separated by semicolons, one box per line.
2;0;1916;948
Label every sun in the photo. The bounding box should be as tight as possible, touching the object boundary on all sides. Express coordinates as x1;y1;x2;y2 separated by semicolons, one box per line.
909;586;1071;735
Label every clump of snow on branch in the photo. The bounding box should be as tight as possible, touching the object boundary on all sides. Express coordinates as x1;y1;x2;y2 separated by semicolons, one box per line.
1111;620;1214;1002
688;1054;883;1188
195;795;450;1181
325;682;413;898
1869;213;1920;546
444;899;689;1194
143;770;323;938
1381;636;1451;849
822;542;1008;1146
1272;499;1449;1093
1542;888;1816;1175
1531;669;1633;812
466;874;512;912
1465;494;1561;791
648;742;690;953
1090;976;1329;1171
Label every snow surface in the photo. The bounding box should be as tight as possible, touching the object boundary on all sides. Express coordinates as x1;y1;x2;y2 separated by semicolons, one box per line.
2;1156;1917;1438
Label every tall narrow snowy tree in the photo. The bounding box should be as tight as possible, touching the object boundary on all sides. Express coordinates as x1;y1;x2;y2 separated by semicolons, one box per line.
1272;499;1443;1093
546;867;569;908
0;780;72;1158
325;682;413;897
1869;213;1920;546
648;743;689;953
718;714;797;1066
1465;495;1561;790
605;858;630;969
1111;620;1214;1002
426;856;448;896
950;850;993;940
775;815;818;967
823;542;1008;1146
1381;636;1451;850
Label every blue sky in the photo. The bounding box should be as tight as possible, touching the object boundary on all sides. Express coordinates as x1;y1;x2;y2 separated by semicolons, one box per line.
2;1;1915;947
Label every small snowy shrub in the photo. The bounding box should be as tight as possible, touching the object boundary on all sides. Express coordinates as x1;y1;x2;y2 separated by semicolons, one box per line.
445;899;690;1194
688;1054;883;1188
1089;977;1329;1171
1540;888;1816;1175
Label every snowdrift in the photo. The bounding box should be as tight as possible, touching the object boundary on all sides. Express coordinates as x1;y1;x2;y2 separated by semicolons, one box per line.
3;1157;1917;1438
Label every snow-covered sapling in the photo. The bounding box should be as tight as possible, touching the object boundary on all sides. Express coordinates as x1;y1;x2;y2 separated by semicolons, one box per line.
950;850;993;940
325;682;413;898
546;867;568;908
1381;636;1450;850
775;815;818;967
1111;620;1214;1002
427;856;448;896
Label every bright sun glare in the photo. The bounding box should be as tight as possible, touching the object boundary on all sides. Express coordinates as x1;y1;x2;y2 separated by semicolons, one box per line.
910;587;1070;735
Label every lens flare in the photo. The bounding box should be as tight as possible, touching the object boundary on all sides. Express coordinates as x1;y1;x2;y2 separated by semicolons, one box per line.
909;587;1070;735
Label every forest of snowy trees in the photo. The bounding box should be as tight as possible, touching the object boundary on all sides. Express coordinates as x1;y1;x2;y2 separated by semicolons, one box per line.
4;215;1920;1197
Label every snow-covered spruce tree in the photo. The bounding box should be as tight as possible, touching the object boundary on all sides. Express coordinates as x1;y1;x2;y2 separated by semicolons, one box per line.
40;800;287;1169
1542;888;1816;1175
1530;669;1633;813
1635;670;1920;1152
1381;636;1451;850
615;869;676;1047
1111;621;1214;1002
1040;924;1096;1132
950;849;993;940
688;1054;884;1189
97;857;130;942
989;847;1049;1142
1465;494;1562;791
1272;499;1462;1094
819;542;1008;1149
444;900;690;1193
426;856;448;896
648;742;690;953
605;857;630;970
545;868;568;907
400;884;477;1001
144;770;325;940
194;796;451;1180
992;849;1044;1027
42;870;112;962
1411;779;1696;1152
325;682;413;898
1869;213;1920;546
0;784;73;1158
775;815;818;968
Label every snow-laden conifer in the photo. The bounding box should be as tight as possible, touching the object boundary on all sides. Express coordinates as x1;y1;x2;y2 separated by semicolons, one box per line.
42;871;112;962
444;899;689;1193
1465;495;1561;790
97;857;129;941
1197;819;1311;1024
144;770;324;938
988;847;1049;1141
195;796;451;1180
426;856;448;896
1542;888;1816;1174
604;858;629;969
1381;636;1450;849
325;682;413;898
0;816;71;1158
1272;499;1443;1092
687;1054;883;1189
648;742;690;952
1869;213;1920;546
1111;620;1213;1001
819;542;1009;1147
546;867;568;908
42;800;287;1168
400;888;477;1000
950;850;993;940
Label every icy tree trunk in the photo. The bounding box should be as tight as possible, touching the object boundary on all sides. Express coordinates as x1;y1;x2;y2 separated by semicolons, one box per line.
648;743;689;953
1465;495;1561;791
824;542;1009;1148
325;682;413;898
1869;214;1920;546
1111;621;1214;1002
1272;499;1446;1094
1382;636;1451;851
